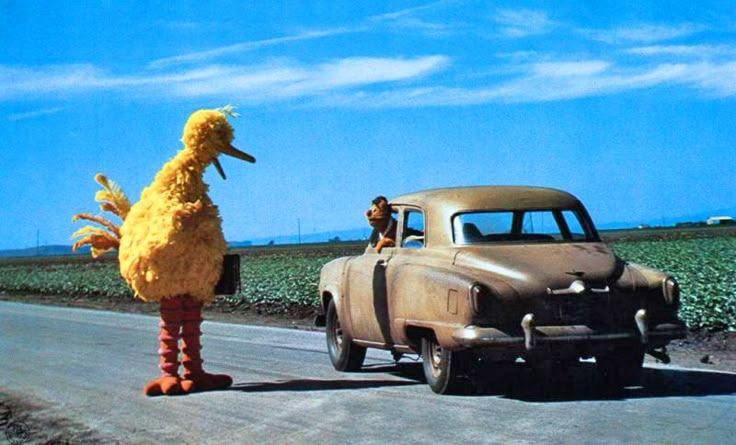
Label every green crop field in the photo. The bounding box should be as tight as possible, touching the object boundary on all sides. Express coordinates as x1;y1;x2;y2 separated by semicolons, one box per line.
0;236;734;330
610;237;736;331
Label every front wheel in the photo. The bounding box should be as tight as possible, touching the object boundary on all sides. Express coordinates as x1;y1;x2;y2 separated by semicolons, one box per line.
421;336;470;394
326;299;366;371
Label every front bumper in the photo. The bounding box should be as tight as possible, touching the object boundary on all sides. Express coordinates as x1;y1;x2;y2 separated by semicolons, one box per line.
453;309;687;351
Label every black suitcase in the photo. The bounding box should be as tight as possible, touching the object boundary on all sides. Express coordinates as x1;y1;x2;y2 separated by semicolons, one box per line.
215;254;241;295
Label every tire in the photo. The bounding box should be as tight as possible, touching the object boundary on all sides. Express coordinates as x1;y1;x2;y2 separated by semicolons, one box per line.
421;336;470;394
326;299;366;371
595;346;645;389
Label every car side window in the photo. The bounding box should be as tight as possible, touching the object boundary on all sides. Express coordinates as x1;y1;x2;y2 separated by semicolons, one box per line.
561;210;587;240
401;209;425;248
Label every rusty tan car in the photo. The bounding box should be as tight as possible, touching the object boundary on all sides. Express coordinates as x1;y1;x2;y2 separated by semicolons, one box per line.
317;186;686;394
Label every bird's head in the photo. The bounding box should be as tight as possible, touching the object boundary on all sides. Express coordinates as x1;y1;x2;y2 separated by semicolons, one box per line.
181;105;255;179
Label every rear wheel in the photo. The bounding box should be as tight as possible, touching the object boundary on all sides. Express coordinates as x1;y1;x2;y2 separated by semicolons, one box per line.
421;336;470;394
326;299;366;371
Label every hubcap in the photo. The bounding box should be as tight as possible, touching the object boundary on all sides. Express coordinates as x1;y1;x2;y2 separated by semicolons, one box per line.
334;316;343;349
430;342;442;377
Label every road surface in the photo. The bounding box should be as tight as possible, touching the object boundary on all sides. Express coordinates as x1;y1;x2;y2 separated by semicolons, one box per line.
1;301;734;444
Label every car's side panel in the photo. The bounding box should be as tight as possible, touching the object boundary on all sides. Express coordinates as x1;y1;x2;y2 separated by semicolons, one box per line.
386;249;476;350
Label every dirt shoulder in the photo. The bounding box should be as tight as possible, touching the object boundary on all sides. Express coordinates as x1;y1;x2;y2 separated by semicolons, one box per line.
1;292;734;373
0;390;111;445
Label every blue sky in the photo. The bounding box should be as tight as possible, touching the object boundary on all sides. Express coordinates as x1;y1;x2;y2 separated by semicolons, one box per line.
1;1;735;249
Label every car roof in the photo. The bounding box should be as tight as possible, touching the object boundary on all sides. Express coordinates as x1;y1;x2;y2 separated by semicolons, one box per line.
391;186;581;212
390;186;585;246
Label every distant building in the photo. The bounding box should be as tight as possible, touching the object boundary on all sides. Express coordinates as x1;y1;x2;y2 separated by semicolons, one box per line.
707;216;734;226
676;221;705;228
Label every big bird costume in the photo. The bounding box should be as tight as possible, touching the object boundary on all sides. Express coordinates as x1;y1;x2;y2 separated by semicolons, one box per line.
71;106;255;396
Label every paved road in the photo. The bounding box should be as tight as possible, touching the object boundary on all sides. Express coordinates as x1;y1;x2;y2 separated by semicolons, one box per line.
1;301;734;444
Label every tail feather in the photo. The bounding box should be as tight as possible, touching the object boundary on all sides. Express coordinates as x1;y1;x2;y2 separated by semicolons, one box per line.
94;173;130;220
71;234;119;258
70;173;128;258
72;213;121;238
70;225;115;241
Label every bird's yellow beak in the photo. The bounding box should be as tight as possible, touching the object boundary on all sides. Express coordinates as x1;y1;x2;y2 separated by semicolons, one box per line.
213;144;256;180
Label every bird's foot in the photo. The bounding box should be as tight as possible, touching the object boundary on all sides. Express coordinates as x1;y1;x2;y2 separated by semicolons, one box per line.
143;375;183;396
181;372;233;393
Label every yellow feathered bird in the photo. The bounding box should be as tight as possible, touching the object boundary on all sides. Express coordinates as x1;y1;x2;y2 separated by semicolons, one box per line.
72;106;255;396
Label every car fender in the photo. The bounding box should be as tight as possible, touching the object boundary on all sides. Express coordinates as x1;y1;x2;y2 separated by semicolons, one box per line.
614;261;668;293
390;262;479;349
319;256;355;333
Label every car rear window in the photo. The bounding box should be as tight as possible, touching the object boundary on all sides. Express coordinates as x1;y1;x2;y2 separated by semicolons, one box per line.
453;209;597;244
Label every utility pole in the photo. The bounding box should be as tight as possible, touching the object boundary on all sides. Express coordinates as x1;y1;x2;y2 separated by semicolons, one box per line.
36;229;40;256
297;218;301;244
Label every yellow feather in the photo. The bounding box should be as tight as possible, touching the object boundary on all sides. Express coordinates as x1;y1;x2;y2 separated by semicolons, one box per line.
71;213;121;237
94;175;131;220
70;225;111;240
72;233;118;255
94;173;110;189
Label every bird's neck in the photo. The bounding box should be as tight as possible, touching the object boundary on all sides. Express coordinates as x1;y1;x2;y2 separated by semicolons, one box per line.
152;147;212;200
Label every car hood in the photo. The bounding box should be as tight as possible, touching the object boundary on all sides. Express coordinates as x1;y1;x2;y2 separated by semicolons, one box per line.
453;242;618;299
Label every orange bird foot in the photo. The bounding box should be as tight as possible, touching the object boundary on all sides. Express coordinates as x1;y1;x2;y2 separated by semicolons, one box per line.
181;373;233;393
143;376;183;396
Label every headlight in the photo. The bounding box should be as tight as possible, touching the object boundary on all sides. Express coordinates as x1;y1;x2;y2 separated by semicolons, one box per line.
470;283;492;315
662;277;680;306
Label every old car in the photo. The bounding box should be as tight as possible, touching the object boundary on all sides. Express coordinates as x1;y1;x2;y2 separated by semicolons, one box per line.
317;186;686;394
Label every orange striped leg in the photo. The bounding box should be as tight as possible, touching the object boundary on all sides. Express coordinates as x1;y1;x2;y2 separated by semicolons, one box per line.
143;297;184;396
180;298;232;393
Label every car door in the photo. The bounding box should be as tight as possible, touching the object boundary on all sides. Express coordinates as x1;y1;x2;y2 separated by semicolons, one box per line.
345;206;426;346
345;213;399;346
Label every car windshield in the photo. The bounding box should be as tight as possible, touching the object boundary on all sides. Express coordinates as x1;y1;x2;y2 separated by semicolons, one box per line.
453;209;598;244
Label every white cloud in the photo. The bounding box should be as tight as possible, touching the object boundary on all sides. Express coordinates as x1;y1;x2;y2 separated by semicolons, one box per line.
582;23;703;44
5;54;736;108
171;65;308;98
148;27;360;69
380;16;459;36
149;2;457;70
317;56;449;88
370;2;461;37
7;107;64;121
679;61;736;96
319;57;736;108
369;2;443;22
532;61;611;77
173;56;450;99
0;56;450;103
499;63;690;102
494;60;736;102
626;44;736;57
494;8;555;38
0;64;238;99
0;64;104;99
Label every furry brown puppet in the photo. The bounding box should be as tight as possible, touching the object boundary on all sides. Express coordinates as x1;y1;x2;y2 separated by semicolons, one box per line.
366;195;397;253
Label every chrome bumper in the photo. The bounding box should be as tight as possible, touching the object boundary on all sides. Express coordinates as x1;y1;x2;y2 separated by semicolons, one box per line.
453;310;687;350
